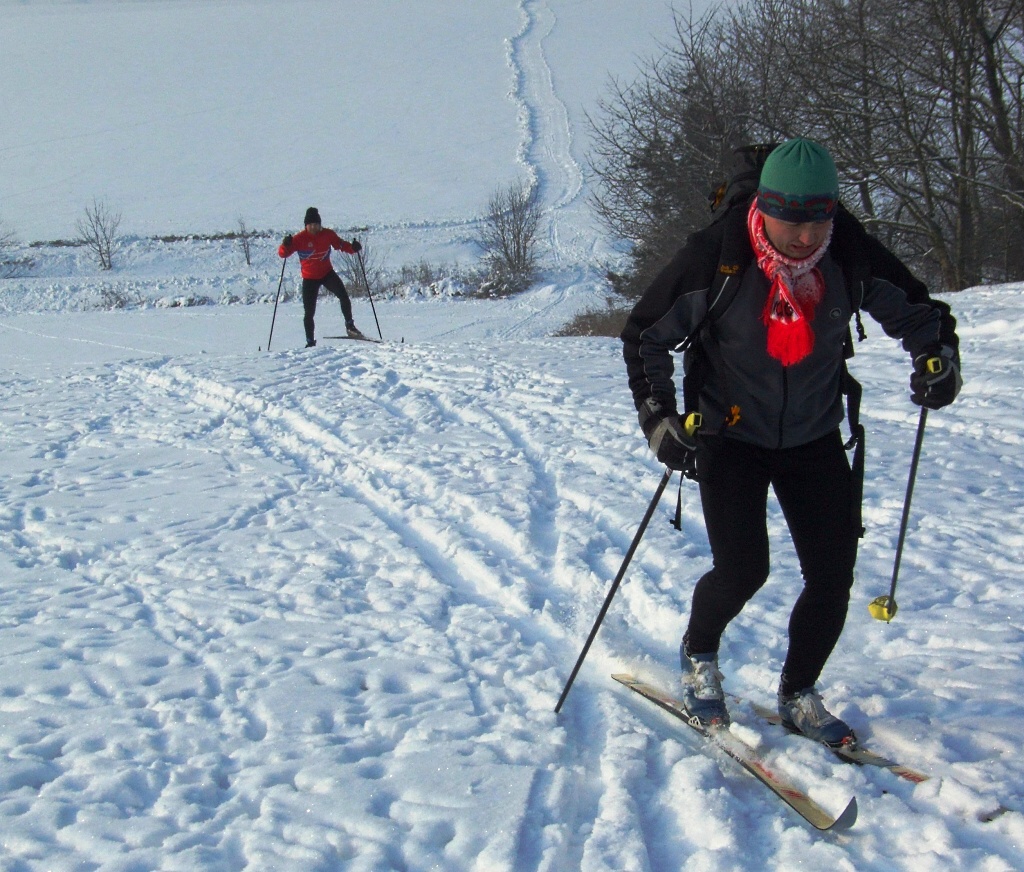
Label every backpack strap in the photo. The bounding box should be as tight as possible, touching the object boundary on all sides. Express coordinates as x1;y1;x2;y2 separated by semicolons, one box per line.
842;366;866;538
831;206;869;538
832;204;869;350
678;203;754;430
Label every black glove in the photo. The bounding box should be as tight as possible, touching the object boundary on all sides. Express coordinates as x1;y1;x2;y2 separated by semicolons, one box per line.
351;239;362;253
910;343;962;410
638;398;698;473
282;234;293;247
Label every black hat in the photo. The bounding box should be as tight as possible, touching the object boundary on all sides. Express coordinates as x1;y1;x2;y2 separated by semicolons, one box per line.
304;207;321;225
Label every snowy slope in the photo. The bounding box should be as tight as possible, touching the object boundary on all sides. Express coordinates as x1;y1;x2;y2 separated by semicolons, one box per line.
2;284;1023;871
2;1;1024;870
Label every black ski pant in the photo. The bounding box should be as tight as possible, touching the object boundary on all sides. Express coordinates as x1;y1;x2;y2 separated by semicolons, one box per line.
302;270;354;343
684;430;859;696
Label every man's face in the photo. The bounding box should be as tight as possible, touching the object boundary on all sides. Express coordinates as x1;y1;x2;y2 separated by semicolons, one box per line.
762;214;833;259
306;222;322;235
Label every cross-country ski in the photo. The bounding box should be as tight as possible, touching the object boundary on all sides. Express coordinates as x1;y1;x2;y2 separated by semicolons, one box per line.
613;674;859;831
323;335;382;344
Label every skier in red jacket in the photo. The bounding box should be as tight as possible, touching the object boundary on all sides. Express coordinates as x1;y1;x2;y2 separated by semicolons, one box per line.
278;207;365;347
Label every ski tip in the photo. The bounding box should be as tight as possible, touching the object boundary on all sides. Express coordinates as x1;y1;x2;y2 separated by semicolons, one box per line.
827;795;858;831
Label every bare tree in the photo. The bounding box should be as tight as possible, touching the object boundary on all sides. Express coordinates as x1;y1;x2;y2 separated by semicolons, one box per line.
0;219;33;278
586;0;1024;292
947;0;1024;280
236;217;257;266
336;236;385;298
76;199;122;270
776;0;1024;288
476;179;542;295
587;4;782;297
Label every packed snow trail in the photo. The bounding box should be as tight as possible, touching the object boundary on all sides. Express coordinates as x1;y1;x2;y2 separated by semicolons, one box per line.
509;0;585;210
508;0;608;266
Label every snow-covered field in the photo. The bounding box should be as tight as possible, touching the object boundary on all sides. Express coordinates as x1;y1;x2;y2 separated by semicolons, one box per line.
1;0;677;251
2;1;1024;870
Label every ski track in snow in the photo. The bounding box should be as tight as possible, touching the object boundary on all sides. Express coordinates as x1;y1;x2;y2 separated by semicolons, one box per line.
0;335;678;870
510;0;585;209
510;0;591;266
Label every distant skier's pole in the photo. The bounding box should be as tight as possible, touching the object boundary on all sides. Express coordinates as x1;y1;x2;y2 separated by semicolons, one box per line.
555;468;674;714
355;249;384;341
267;257;287;351
869;406;929;623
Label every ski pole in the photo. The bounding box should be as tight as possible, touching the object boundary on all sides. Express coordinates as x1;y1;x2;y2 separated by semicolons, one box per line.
869;406;929;622
267;256;287;351
355;249;384;341
555;468;674;714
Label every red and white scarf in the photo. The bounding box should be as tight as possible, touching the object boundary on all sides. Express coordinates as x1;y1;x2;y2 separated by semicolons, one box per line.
747;200;832;366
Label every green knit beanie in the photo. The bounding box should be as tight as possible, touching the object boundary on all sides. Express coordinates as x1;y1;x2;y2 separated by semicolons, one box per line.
757;138;839;222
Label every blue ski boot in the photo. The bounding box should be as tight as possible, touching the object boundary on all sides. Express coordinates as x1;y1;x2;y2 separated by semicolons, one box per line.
778;687;856;748
680;643;729;728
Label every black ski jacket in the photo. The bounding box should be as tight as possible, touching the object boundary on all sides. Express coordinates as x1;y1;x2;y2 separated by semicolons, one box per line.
621;202;959;450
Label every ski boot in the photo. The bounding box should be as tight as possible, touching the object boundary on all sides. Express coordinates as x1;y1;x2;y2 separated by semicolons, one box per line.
680;643;729;728
778;687;856;748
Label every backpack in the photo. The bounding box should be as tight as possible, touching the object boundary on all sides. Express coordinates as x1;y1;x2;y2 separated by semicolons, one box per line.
670;144;867;537
708;142;779;216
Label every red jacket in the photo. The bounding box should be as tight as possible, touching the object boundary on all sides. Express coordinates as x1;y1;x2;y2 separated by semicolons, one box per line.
279;228;357;280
